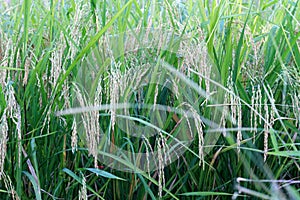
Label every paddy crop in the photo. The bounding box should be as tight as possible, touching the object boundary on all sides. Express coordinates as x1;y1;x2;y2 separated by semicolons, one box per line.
0;0;299;199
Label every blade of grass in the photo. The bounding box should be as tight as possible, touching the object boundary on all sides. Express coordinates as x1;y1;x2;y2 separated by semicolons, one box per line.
82;168;126;181
179;191;233;196
22;171;42;200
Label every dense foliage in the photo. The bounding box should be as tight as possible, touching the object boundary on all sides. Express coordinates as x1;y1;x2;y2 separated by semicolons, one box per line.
0;0;299;199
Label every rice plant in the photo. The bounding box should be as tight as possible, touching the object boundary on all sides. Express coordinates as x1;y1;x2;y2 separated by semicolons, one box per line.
0;0;299;199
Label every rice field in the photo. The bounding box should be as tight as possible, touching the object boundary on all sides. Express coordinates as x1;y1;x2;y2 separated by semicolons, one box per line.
0;0;299;199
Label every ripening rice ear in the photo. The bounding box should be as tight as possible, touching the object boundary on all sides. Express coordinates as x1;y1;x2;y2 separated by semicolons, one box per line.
0;110;8;179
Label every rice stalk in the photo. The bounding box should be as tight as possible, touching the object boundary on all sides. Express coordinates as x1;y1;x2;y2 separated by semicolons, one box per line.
22;51;32;86
292;93;300;128
15;106;22;167
109;66;121;133
250;83;255;139
0;110;8;179
71;118;78;154
68;2;91;60
177;102;204;167
79;172;87;200
6;83;18;119
266;83;275;128
263;98;269;162
237;98;242;155
220;91;229;136
254;83;262;142
159;130;172;166
157;134;164;198
258;85;263;124
50;32;65;88
0;38;11;87
1;172;19;200
142;136;153;175
73;83;100;168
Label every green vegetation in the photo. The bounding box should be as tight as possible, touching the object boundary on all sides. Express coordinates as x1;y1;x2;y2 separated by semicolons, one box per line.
0;0;299;199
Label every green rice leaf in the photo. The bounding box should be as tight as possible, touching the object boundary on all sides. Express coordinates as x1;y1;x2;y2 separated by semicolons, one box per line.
83;168;126;181
22;171;42;200
179;191;232;196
